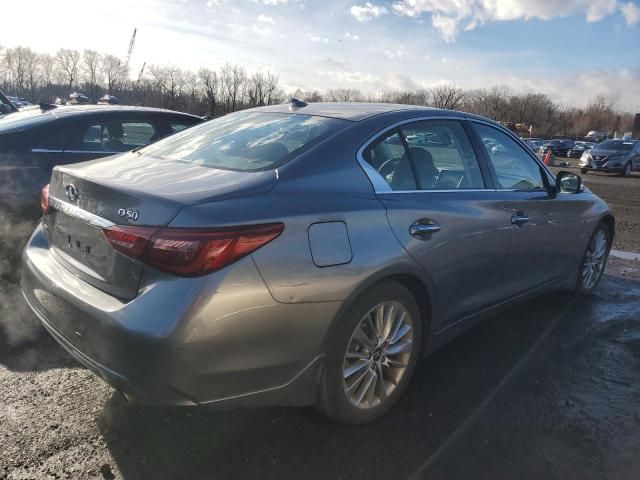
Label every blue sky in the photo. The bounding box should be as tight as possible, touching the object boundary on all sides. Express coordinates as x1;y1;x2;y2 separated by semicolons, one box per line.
3;0;640;110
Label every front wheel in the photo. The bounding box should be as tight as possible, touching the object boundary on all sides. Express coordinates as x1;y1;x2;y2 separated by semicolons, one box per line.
621;162;632;177
316;281;422;424
574;222;610;294
581;168;588;174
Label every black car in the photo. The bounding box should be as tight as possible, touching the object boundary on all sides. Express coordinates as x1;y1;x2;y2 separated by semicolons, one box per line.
567;141;595;158
0;104;203;218
0;89;19;116
539;139;575;157
579;139;640;176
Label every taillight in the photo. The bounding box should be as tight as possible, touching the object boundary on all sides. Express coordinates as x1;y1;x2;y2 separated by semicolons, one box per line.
40;184;50;215
103;226;158;259
103;223;284;277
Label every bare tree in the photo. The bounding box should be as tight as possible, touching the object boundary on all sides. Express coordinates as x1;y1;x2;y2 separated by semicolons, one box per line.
55;48;81;94
220;64;247;113
199;67;220;116
102;54;126;94
325;88;364;102
264;71;282;105
149;65;186;109
247;71;266;107
83;49;102;102
430;84;465;110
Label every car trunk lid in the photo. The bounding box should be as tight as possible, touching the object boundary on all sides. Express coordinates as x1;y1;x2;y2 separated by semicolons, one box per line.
45;151;277;300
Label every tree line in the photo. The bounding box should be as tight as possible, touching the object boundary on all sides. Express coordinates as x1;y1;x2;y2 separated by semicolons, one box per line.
1;45;635;139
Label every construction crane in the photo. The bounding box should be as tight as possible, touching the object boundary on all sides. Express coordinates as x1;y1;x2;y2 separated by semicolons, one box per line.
137;62;146;84
124;28;137;75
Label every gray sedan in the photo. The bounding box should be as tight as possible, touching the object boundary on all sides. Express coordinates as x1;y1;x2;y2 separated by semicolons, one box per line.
22;102;614;424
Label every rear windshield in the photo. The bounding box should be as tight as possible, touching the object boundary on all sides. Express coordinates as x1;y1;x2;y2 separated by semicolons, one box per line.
140;111;347;172
597;140;635;151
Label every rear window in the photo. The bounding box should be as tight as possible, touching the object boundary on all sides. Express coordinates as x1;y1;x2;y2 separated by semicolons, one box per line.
140;112;347;172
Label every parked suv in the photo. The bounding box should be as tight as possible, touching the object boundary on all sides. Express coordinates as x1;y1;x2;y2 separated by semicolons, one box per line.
579;139;640;176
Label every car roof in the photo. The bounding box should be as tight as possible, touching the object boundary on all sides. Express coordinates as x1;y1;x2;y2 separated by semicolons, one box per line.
251;102;440;121
0;104;201;126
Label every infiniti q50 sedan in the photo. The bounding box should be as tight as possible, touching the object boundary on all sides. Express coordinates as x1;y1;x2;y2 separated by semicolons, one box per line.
22;102;614;424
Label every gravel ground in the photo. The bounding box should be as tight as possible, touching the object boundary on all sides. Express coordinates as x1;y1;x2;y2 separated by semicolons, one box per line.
1;258;639;480
549;163;640;252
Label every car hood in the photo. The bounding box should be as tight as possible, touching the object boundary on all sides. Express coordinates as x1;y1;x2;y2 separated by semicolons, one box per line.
590;149;629;157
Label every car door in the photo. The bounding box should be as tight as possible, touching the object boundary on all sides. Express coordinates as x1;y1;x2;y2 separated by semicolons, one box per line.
360;119;511;331
63;113;162;164
470;122;590;293
633;142;640;171
9;120;77;212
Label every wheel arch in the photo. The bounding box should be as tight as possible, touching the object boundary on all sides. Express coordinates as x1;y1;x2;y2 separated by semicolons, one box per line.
321;264;435;358
601;214;615;243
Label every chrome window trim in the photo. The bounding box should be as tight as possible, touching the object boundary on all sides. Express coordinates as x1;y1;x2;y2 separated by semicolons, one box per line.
356;115;498;194
31;148;121;154
49;196;115;229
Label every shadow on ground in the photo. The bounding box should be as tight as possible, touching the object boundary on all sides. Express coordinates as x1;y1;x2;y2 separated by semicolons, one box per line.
94;274;640;480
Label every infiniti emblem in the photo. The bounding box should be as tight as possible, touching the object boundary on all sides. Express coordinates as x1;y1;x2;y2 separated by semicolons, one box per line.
65;184;80;202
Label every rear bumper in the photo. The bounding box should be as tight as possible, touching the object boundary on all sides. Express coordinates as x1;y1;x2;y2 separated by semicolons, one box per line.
22;222;340;407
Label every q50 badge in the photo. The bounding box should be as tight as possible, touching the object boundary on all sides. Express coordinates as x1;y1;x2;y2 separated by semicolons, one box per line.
117;208;139;221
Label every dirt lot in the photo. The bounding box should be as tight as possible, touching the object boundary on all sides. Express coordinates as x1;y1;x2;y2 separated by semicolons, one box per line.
1;168;639;480
549;163;640;252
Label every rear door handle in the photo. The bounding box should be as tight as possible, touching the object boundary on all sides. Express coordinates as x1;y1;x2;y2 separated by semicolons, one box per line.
410;221;441;238
511;212;530;225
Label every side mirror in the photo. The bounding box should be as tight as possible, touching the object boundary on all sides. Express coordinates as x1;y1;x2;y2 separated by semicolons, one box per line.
555;171;582;194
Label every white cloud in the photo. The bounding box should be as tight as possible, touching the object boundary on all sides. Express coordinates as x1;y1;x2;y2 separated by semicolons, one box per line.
231;7;240;14
257;14;275;23
307;33;329;43
318;70;379;83
251;24;272;36
620;2;640;25
350;2;388;22
205;0;219;8
253;0;288;5
383;45;409;59
391;0;630;42
345;32;360;40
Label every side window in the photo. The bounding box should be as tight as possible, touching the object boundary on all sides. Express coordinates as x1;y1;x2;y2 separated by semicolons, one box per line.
170;121;195;133
474;123;545;190
75;120;159;152
361;120;486;191
32;122;75;151
399;120;485;189
362;131;416;191
121;122;157;147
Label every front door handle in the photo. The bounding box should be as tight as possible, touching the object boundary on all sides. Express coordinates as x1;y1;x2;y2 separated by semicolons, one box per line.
410;221;441;238
511;212;530;225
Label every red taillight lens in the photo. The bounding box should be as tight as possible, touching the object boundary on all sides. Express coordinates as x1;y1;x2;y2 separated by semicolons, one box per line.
103;223;284;277
103;226;158;259
40;184;50;215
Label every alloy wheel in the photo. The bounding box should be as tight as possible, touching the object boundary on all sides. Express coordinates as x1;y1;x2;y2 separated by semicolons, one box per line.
582;229;607;289
624;163;632;177
342;301;414;409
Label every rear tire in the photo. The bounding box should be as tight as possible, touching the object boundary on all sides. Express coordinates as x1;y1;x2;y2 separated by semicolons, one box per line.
581;168;588;174
316;281;422;424
573;222;610;295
